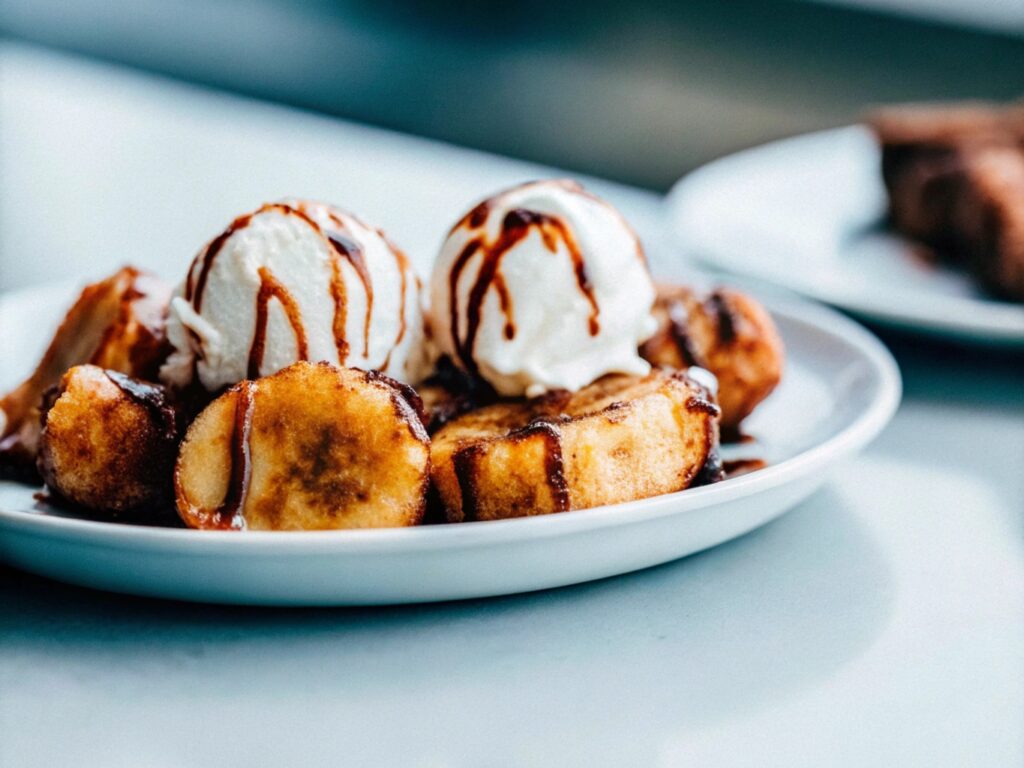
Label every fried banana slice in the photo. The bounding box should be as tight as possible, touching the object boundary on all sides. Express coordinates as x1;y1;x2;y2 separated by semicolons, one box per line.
640;285;783;430
431;369;720;523
0;267;171;479
175;361;430;531
37;365;180;518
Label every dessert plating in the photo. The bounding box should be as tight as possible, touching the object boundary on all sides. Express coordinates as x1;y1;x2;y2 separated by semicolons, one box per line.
0;181;785;530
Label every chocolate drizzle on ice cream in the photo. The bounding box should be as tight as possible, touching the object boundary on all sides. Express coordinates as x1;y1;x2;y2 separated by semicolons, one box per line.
430;179;657;397
163;200;426;393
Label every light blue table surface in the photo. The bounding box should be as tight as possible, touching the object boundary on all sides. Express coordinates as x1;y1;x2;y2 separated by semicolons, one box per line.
1;43;1022;767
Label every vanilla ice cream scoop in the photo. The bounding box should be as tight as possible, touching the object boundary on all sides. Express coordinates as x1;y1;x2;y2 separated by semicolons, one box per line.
161;200;426;391
429;180;658;397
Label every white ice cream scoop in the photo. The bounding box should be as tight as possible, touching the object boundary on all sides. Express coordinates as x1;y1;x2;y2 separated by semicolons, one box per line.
161;199;427;391
429;180;658;397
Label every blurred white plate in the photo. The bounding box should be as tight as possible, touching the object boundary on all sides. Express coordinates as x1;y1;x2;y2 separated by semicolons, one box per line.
666;125;1024;345
0;282;899;606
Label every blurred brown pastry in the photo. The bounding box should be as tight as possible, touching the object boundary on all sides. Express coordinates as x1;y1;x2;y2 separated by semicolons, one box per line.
949;147;1024;301
174;361;430;531
37;365;180;519
870;102;1023;156
0;267;171;480
431;368;720;523
869;102;1024;301
640;285;783;431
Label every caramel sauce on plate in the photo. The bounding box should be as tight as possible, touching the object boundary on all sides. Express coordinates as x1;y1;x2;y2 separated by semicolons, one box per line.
722;458;768;477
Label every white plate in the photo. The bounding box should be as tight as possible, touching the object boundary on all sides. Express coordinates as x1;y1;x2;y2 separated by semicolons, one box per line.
666;125;1024;345
0;282;900;605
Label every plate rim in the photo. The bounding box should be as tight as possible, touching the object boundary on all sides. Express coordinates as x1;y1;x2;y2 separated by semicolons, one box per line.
0;287;901;555
664;124;1024;343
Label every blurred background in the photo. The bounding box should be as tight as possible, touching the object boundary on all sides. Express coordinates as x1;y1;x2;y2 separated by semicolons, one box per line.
1;0;1022;294
2;0;1022;190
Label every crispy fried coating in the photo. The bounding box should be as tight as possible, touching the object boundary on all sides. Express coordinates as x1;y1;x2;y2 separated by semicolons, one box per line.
174;361;430;531
0;267;171;480
431;369;720;523
37;365;179;517
640;285;783;429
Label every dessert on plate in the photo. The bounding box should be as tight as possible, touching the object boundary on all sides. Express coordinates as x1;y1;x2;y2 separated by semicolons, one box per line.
0;182;785;530
869;101;1024;302
0;267;171;482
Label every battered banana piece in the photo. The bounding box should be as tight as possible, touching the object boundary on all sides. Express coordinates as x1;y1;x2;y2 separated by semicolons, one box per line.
431;369;720;523
0;267;171;479
640;285;783;430
37;365;180;517
174;361;430;531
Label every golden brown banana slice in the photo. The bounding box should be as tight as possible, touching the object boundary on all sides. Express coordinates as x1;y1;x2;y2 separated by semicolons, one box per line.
37;365;180;518
640;285;783;431
431;369;720;523
175;361;430;531
0;267;171;479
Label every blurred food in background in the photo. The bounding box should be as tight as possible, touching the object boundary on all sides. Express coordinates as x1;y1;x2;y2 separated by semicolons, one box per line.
1;0;1022;189
870;102;1024;301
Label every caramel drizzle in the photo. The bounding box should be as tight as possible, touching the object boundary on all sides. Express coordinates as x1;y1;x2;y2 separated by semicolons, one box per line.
723;458;767;477
319;208;352;364
450;198;492;235
248;267;309;379
529;420;571;513
381;248;411;371
452;444;482;521
665;297;705;368
187;203;319;311
449;208;601;376
220;381;257;529
326;233;373;359
179;201;407;373
327;247;350;364
452;419;570;521
103;371;176;437
493;273;515;340
180;197;426;380
180;380;257;530
706;291;737;344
